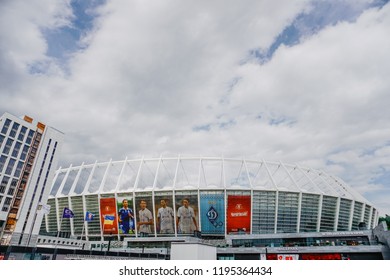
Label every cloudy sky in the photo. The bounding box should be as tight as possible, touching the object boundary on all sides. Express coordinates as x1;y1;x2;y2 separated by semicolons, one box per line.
1;0;390;215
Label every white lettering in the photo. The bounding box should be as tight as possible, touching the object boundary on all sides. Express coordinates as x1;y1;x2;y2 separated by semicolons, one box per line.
230;211;248;217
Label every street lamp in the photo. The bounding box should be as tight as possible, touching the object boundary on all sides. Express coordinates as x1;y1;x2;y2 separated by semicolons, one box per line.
108;233;112;252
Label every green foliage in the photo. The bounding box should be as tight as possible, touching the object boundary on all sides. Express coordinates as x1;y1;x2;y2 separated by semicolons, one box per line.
378;215;390;229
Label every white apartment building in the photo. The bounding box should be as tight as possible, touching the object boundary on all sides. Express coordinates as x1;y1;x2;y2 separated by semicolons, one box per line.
0;112;63;246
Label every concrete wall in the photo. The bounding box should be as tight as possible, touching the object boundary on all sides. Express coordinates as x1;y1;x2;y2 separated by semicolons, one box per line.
373;221;390;260
170;242;216;260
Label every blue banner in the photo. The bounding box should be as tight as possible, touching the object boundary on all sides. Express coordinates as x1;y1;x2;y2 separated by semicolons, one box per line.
200;193;225;234
62;207;74;218
85;211;94;222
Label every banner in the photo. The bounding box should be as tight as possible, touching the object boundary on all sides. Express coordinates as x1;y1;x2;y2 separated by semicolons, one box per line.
135;195;154;235
85;211;94;222
62;207;74;218
104;215;115;225
175;193;199;234
200;193;225;234
100;197;118;234
37;203;51;215
117;195;135;234
226;195;251;234
154;194;175;235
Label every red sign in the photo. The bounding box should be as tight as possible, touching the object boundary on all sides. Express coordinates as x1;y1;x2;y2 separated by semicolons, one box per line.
301;253;342;260
227;195;251;234
277;254;299;260
100;197;118;234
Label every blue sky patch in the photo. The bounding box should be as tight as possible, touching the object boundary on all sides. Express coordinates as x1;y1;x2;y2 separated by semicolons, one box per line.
192;124;211;132
43;0;106;65
247;0;389;64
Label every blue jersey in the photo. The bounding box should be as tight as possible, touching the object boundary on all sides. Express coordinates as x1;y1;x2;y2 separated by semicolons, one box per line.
118;207;134;233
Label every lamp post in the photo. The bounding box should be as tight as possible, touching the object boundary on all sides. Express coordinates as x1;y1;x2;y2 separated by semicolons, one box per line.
108;233;112;252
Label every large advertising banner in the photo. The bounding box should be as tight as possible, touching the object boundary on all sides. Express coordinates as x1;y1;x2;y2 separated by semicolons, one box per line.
135;194;154;236
100;197;118;234
116;194;135;235
227;195;251;234
154;193;175;235
175;193;199;234
200;193;225;234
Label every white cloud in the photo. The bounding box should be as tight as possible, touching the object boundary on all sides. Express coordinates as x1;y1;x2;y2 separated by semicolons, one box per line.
223;3;390;213
0;0;72;66
1;0;390;215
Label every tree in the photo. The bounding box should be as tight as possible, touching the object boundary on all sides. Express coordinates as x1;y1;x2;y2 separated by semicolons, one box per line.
378;215;390;229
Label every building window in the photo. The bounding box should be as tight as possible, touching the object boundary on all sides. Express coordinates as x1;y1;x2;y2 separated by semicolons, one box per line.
9;123;20;138
277;192;299;234
352;202;364;230
4;197;12;205
0;176;10;193
300;193;320;232
5;159;16;175
13;161;24;177
0;134;4;147
0;155;7;173
7;187;15;196
320;196;338;232
10;178;18;187
20;145;29;161
2;138;14;155
252;191;277;234
338;198;352;231
17;126;27;142
25;130;35;145
11;141;22;158
1;118;11;134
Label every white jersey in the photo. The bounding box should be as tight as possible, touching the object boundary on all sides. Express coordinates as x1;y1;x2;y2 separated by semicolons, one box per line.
177;206;195;234
138;208;153;233
158;206;174;233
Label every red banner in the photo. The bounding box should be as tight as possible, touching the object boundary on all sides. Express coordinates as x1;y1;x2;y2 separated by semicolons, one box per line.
100;197;118;234
227;195;251;234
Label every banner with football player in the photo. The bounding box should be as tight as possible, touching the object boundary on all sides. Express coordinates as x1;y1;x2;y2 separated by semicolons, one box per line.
116;194;135;234
154;193;175;235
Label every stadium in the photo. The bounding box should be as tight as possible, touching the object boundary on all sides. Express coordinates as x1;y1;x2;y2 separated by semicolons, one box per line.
41;156;378;241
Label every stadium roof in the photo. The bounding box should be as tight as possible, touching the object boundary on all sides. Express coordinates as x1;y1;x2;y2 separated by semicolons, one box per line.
49;156;370;205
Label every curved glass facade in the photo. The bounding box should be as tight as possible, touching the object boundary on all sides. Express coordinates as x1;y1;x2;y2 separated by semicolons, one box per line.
42;157;378;239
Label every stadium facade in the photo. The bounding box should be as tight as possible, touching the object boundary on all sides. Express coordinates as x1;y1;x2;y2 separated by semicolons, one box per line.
43;156;379;241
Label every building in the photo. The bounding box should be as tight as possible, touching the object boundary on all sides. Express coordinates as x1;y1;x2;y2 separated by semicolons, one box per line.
0;112;64;246
38;156;387;259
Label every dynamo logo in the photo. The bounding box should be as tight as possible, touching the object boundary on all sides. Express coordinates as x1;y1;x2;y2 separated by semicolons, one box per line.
207;206;223;228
